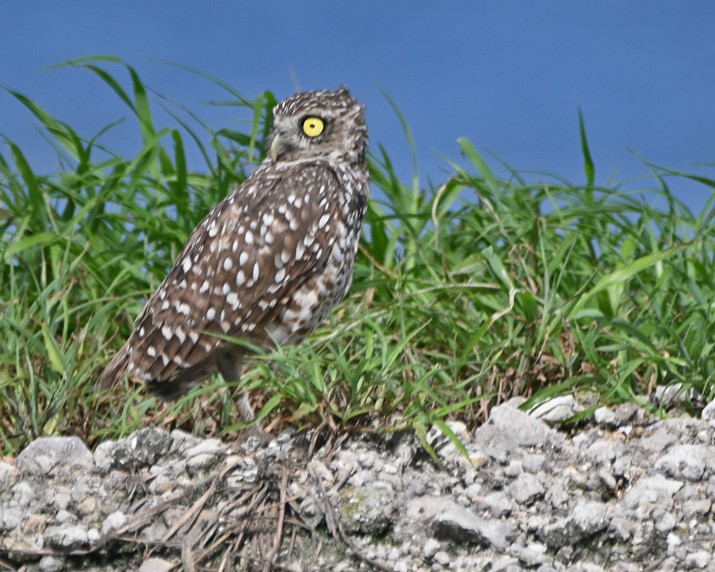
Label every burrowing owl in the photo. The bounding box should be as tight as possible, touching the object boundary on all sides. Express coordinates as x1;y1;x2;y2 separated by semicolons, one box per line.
97;87;369;401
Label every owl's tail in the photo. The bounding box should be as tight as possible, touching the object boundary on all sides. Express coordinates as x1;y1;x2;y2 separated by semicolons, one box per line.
96;344;130;390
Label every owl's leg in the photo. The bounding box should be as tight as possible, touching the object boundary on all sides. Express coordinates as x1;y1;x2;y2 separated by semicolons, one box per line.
216;349;255;425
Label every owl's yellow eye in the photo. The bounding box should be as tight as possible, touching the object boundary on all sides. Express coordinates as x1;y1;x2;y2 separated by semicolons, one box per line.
302;116;325;137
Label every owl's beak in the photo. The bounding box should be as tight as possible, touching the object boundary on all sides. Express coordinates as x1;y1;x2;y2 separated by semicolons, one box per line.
270;133;287;163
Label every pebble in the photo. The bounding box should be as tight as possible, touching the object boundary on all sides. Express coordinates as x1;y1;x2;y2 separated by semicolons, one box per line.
101;510;127;535
463;482;482;500
623;474;684;509
474;402;560;459
509;472;545;504
513;543;550;567
685;550;711;569
504;460;522;477
652;383;702;408
522;453;546;473
655;511;677;533
432;504;516;550
76;496;97;515
339;484;395;535
183;438;226;473
701;399;715;421
480;491;513;517
87;528;100;543
141;520;168;542
423;537;441;558
434;551;451;566
92;440;117;472
53;489;71;510
529;395;581;422
138;558;174;572
38;556;66;572
655;444;715;481
43;524;89;550
16;436;93;475
55;509;76;524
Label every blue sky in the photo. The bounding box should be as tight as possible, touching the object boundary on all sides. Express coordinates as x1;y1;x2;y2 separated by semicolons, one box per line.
1;1;713;211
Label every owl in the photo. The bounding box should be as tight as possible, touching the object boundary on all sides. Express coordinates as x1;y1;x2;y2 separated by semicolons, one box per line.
97;87;369;405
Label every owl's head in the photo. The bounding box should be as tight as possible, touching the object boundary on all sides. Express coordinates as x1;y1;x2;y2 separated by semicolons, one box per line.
269;87;367;165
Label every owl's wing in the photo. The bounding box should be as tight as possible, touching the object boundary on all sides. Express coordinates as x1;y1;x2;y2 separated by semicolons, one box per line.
98;162;343;392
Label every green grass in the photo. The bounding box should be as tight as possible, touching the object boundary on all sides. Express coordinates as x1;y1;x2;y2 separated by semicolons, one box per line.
2;57;714;456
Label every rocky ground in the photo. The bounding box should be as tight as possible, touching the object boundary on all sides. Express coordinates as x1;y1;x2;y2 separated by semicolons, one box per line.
2;394;715;572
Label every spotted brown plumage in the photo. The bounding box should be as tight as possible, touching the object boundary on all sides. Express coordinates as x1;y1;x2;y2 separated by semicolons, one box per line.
97;87;369;400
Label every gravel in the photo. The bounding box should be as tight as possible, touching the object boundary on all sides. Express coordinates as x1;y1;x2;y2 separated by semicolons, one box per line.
2;398;715;570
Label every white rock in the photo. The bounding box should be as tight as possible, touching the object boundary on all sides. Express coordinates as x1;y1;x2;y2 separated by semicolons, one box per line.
43;524;89;550
624;474;684;509
655;444;715;481
423;537;440;558
474;403;562;462
685;550;711;568
38;556;65;572
509;473;545;505
433;551;451;566
530;395;581;422
138;558;174;572
16;437;93;476
701;400;715;421
101;510;127;535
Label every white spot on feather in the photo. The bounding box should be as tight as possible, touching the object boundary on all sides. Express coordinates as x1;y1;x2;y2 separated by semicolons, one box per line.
227;292;239;308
